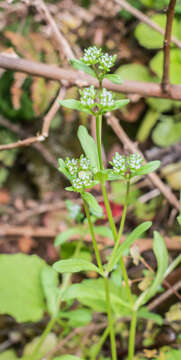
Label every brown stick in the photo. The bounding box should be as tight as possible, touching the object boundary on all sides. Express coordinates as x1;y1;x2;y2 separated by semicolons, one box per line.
114;0;181;49
162;0;177;92
148;280;181;310
33;0;75;60
1;55;181;100
107;115;180;211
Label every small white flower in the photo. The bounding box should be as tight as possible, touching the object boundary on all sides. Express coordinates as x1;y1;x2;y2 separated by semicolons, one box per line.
80;86;97;108
111;152;127;173
99;53;117;70
128;153;143;171
100;88;114;107
82;46;102;65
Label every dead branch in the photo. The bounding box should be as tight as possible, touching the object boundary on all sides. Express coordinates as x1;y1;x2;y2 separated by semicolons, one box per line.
162;0;177;92
106;115;180;211
114;0;181;49
1;55;181;100
148;280;181;310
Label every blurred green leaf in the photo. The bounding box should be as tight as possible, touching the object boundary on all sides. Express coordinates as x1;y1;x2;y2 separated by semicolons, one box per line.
152;116;181;147
82;192;103;218
70;59;96;77
41;266;59;317
77;125;99;173
116;63;153;82
53;258;101;275
150;49;181;84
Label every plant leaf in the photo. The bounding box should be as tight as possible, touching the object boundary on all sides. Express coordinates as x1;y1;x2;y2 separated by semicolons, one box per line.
138;307;163;325
70;59;96;78
59;99;92;114
93;225;114;240
41;266;59;317
107;221;152;273
57;158;71;181
54;227;83;247
82;192;103;217
132;161;161;176
0;254;46;322
135;231;168;310
110;99;129;111
77;125;99;172
53;258;101;275
104;74;123;84
54;356;84;360
59;308;92;327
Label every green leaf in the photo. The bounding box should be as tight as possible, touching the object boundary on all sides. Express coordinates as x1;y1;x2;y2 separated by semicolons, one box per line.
77;125;99;173
24;333;57;359
135;231;168;309
53;258;102;275
177;214;181;225
135;14;178;49
58;158;72;181
107;221;152;272
152;116;181;147
110;99;129;111
70;59;96;78
104;74;123;84
132;161;161;176
54;356;84;360
93;225;114;240
82;192;103;217
137;110;160;143
0;254;46;322
59;99;92;114
116;63;153;82
150;49;181;84
0;350;18;360
138;307;163;325
41;266;59;317
59;308;92;327
54;227;83;247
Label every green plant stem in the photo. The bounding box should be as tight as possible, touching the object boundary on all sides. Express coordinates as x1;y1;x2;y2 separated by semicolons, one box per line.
104;277;117;360
101;182;118;241
96;114;103;171
83;198;103;273
83;199;117;360
29;316;56;360
128;310;137;360
91;326;110;360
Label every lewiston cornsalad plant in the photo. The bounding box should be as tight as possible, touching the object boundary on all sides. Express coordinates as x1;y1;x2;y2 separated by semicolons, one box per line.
51;47;173;360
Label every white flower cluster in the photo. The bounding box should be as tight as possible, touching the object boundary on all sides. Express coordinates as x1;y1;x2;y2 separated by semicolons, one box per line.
111;153;127;173
128;153;143;170
99;53;117;70
65;155;94;191
111;152;143;174
82;46;102;65
80;86;97;107
100;88;114;107
81;46;116;71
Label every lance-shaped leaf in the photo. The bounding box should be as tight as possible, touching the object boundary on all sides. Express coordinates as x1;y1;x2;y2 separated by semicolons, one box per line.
135;231;168;310
78;125;99;172
41;266;59;317
54;356;84;360
70;59;96;78
131;160;160;176
59;99;92;114
53;258;102;275
106;221;152;273
109;99;130;111
58;158;71;181
54;227;84;247
104;74;123;84
82;192;103;218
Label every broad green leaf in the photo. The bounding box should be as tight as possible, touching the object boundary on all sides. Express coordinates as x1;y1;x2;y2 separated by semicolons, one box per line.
135;231;168;310
77;125;99;172
135;14;178;49
116;63;153;82
24;333;57;359
59;308;92;327
54;356;84;360
0;350;18;360
146;97;174;112
137;110;160;143
152;116;181;147
107;221;152;272
59;99;92;114
110;99;129;111
54;227;83;246
53;258;101;275
104;73;123;84
138;307;163;325
132;161;160;176
70;59;96;78
41;266;59;317
150;49;181;84
93;225;114;240
82;192;103;218
0;254;46;322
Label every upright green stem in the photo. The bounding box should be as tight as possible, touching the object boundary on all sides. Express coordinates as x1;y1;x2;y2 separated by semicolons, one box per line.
83;199;117;360
91;326;110;360
96;114;103;171
104;277;117;360
128;310;137;360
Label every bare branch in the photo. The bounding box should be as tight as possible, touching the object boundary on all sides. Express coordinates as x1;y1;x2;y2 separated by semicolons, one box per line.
107;114;180;211
114;0;181;49
1;55;181;100
33;0;75;60
162;0;177;92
